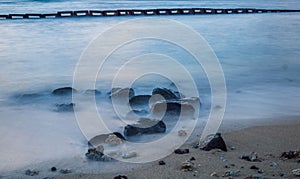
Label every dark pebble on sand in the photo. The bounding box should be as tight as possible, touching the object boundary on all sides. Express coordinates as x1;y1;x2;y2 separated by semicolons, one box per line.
114;175;128;179
279;173;285;177
190;157;196;161
51;167;57;172
250;165;259;170
174;149;189;154
25;169;39;176
159;160;166;165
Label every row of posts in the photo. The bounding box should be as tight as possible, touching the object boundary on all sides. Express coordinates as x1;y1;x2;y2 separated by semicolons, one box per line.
1;8;299;19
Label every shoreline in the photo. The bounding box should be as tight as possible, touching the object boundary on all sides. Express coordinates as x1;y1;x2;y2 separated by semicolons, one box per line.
2;117;300;179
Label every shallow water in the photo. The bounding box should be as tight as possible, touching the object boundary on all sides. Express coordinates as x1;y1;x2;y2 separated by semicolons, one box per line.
0;0;300;175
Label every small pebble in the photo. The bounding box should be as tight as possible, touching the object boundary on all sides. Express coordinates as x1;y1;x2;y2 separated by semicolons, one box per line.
292;168;300;176
25;169;39;176
190;157;196;161
230;146;236;150
174;148;189;154
250;165;259;170
114;175;128;179
159;160;166;165
279;173;284;177
230;163;235;167
220;157;227;162
210;172;219;177
258;169;264;174
270;162;278;167
51;167;57;172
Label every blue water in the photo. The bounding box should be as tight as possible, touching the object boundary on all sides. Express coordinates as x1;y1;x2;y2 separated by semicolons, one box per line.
0;0;300;175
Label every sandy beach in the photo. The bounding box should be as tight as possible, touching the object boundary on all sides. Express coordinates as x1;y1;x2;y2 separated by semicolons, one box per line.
4;117;297;179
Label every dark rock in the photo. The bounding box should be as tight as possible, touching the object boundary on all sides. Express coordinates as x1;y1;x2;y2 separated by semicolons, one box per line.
151;101;195;117
245;174;266;179
114;175;128;179
190;157;196;161
250;165;259;170
258;169;264;174
181;161;194;171
124;120;166;136
159;160;166;165
152;88;180;100
60;169;72;174
223;170;240;177
25;169;39;176
51;167;57;172
88;132;125;147
174;148;189;154
201;133;227;152
85;150;112;161
108;87;134;99
192;143;200;149
112;132;126;140
241;152;261;162
280;150;300;159
52;87;76;95
129;95;151;107
55;103;75;112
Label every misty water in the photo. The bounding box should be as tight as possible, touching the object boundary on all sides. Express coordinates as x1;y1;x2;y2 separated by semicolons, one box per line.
0;0;300;175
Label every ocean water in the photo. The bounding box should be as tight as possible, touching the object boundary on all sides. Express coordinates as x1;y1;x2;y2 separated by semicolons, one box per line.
0;0;300;175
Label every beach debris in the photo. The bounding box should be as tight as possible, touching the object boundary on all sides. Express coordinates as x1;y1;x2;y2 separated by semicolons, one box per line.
60;169;72;174
114;175;128;179
270;161;278;167
210;172;219;177
190;157;196;161
52;87;77;95
122;151;137;159
55;103;75;112
25;169;39;176
280;150;300;159
201;133;227;152
178;130;187;136
50;167;57;172
174;148;189;154
105;134;123;146
159;160;166;165
245;174;266;179
241;152;262;162
250;165;259;170
223;169;240;177
85;149;113;161
292;168;300;176
181;161;194;171
123;120;166;136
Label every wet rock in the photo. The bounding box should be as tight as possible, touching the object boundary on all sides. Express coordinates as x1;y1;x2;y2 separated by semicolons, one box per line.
124;119;166;136
152;88;180;100
105;134;123;146
223;170;240;177
52;87;76;95
241;152;261;162
51;167;57;172
174;148;189;154
151;101;195;117
245;174;266;179
85;149;113;161
129;95;151;107
280;150;300;159
122;151;137;159
192;143;200;149
292;168;300;176
114;175;128;179
178;130;187;136
109;87;134;99
96;145;104;153
210;172;219;177
60;169;72;174
159;160;166;165
201;133;227;152
25;169;39;176
250;165;259;170
55;103;74;112
181;161;194;171
88;132;125;147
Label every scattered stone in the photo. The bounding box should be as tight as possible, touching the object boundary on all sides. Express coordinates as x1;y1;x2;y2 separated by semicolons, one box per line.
84;89;101;95
224;165;230;168
270;162;278;167
122;151;137;159
105;134;123;146
159;160;166;165
280;150;300;159
245;174;266;179
124;120;166;136
181;161;194;171
25;169;39;176
250;165;259;170
257;169;264;174
88;132;125;147
51;167;57;172
174;148;189;154
192;143;199;149
129;95;151;108
114;175;128;179
241;152;261;162
85;149;113;161
152;88;180;100
55;103;75;112
190;157;196;161
109;87;134;99
230;146;236;150
201;133;227;152
43;177;55;179
279;173;284;177
219;156;227;162
292;168;300;176
223;170;240;177
297;158;300;163
178;130;187;136
230;163;235;167
60;169;72;174
52;87;76;95
96;145;104;153
210;172;219;177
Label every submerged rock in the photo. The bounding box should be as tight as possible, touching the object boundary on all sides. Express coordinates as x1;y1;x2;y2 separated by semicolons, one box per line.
25;169;39;176
108;87;134;99
123;119;166;136
85;149;113;161
150;101;195;117
201;133;227;152
52;87;76;95
129;95;151;107
55;103;74;112
152;88;180;100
